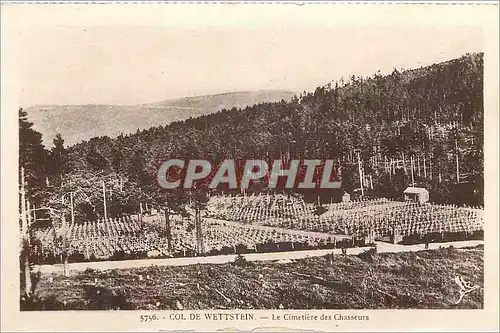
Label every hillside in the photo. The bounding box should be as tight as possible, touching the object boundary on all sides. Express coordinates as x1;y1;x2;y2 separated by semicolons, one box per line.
20;53;484;218
22;246;484;310
25;90;297;147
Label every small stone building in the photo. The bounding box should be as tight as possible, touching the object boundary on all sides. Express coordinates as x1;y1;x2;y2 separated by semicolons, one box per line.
403;187;429;204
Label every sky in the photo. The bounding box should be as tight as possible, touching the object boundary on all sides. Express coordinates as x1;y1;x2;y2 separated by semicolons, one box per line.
4;5;486;107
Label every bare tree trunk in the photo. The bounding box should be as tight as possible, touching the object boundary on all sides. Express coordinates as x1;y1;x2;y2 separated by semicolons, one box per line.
410;156;415;187
62;216;69;277
195;205;205;254
165;208;172;253
24;245;31;295
417;155;421;177
402;152;407;174
63;253;69;277
423;156;427;178
20;167;32;296
357;151;364;196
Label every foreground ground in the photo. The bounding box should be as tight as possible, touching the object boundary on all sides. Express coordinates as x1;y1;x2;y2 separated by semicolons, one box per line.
23;244;484;310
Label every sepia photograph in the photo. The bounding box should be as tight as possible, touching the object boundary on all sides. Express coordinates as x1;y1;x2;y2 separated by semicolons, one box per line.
1;2;499;332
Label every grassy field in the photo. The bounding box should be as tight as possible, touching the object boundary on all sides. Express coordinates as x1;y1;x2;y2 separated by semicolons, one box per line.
22;245;483;310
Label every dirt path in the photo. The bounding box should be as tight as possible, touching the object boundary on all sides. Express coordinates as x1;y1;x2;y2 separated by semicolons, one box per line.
34;239;483;275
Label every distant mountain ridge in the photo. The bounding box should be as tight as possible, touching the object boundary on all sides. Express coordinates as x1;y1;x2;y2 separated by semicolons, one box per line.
25;90;297;147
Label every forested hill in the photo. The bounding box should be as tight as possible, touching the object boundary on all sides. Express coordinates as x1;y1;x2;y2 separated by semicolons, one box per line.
20;53;484;221
25;90;297;146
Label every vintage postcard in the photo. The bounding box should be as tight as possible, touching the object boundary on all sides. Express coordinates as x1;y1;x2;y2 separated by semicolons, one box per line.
1;2;499;332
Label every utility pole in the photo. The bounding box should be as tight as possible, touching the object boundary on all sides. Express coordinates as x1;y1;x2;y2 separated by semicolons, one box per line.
139;202;143;230
62;215;69;277
102;181;107;222
356;151;364;196
102;180;109;235
70;192;75;224
195;202;205;255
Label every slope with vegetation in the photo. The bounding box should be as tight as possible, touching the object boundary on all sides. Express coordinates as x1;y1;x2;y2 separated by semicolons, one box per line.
20;53;484;223
21;245;484;310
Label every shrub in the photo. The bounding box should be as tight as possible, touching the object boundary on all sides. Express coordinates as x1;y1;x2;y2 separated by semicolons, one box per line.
232;254;255;267
83;285;134;310
358;247;378;263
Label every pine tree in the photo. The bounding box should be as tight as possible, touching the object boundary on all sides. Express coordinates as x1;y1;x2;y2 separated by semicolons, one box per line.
48;134;69;185
19;108;47;202
85;142;108;171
